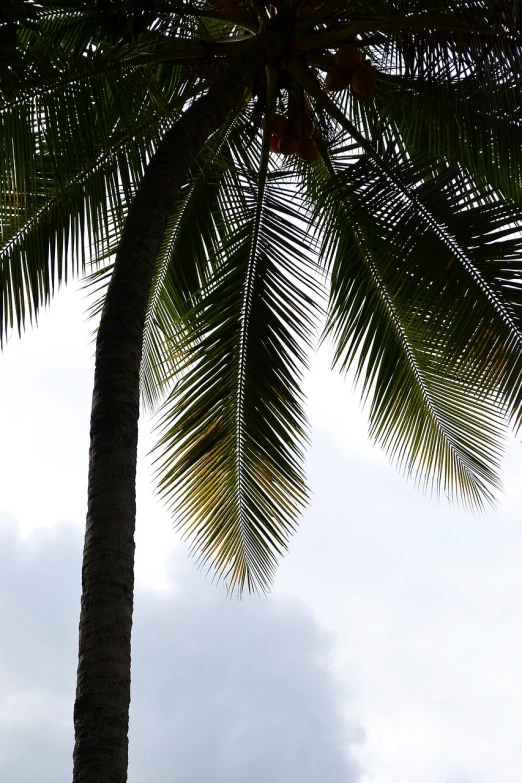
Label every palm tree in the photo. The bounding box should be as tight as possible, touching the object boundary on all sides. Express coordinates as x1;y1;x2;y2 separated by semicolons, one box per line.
3;1;522;781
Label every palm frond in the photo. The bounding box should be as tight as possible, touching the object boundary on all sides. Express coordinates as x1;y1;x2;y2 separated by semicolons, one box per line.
153;128;322;593
139;114;246;409
376;76;522;203
0;55;196;339
313;143;522;506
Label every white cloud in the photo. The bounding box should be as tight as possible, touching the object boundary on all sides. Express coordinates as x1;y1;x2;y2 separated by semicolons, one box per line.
305;347;387;467
0;516;361;783
0;287;177;590
276;431;522;783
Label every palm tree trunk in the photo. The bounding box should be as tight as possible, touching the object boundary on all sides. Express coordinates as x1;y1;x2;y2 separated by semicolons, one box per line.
72;29;285;783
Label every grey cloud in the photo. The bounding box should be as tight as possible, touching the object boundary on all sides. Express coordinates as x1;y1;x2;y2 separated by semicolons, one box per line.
0;515;79;783
0;513;362;783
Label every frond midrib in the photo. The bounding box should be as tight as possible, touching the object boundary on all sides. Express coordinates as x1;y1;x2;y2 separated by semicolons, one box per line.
364;249;499;491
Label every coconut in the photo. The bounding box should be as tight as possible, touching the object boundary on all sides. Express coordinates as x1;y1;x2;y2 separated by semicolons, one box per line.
270;134;281;153
350;62;377;101
273;114;290;136
335;43;362;70
290;116;315;138
296;139;320;162
325;65;352;92
278;135;300;155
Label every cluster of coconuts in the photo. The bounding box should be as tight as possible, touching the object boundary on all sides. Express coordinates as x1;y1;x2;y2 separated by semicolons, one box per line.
269;114;320;161
325;42;377;102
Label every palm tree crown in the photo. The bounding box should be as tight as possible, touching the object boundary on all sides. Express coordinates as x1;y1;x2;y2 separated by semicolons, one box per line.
3;1;522;595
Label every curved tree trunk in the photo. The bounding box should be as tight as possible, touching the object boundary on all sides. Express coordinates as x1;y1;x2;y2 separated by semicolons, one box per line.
72;29;285;783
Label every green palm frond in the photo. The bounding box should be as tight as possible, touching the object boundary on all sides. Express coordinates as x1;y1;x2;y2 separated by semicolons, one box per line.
377;77;522;203
153;129;322;592
0;0;253;340
373;34;522;202
0;52;197;338
313;141;522;506
139;115;247;409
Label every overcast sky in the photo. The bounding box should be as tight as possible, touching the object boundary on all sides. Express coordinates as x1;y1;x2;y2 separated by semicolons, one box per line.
2;286;522;783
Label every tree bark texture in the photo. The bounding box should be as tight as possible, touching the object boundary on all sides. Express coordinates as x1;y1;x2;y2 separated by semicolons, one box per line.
72;28;286;783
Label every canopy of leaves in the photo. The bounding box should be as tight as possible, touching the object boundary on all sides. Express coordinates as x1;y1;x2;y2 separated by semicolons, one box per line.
2;0;522;591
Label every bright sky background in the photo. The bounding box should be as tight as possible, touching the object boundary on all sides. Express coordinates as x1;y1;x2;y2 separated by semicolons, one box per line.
2;285;522;782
